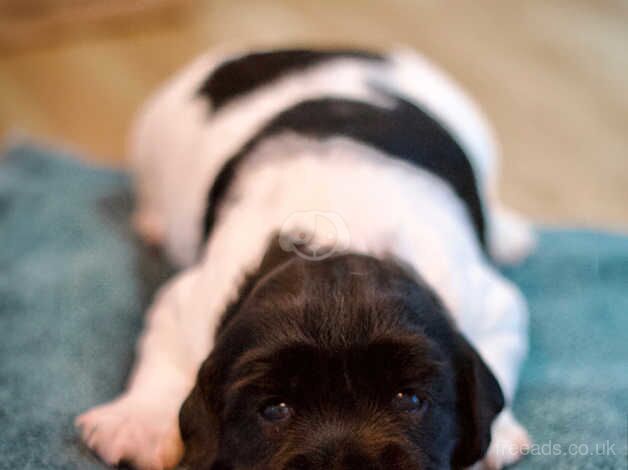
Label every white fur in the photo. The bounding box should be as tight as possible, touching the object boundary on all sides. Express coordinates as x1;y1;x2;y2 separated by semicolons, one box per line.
77;48;535;469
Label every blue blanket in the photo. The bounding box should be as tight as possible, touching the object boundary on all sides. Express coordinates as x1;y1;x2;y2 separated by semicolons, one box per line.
1;145;626;469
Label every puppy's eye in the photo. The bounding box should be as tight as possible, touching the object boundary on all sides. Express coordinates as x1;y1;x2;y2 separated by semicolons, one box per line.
260;401;293;422
392;390;426;413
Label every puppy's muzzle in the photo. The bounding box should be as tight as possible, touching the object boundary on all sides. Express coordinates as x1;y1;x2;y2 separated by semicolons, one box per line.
279;437;415;470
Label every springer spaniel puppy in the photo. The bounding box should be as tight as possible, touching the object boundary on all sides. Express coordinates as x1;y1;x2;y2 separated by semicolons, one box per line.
76;48;536;470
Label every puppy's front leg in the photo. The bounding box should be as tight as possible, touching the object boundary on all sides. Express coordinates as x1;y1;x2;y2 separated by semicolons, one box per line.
463;266;531;469
76;268;207;470
76;213;273;469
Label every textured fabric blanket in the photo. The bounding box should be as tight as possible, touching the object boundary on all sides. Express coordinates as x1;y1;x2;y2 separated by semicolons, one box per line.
0;144;626;469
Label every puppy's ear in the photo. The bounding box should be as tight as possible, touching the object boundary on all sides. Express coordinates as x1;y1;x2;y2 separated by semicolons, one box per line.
451;334;504;468
179;358;220;470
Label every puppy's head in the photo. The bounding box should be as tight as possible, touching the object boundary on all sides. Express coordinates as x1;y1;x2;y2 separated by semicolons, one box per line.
180;241;503;470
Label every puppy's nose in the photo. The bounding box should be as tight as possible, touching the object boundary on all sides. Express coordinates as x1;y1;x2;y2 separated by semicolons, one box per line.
283;444;380;470
335;451;379;470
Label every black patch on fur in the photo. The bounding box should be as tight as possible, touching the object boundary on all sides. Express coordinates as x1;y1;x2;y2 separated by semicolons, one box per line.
197;49;385;110
179;239;504;469
202;95;486;248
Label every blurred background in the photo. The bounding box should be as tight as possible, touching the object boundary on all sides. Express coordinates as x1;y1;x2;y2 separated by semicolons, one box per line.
0;0;626;230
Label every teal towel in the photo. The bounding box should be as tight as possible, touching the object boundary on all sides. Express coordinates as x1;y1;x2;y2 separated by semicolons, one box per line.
0;145;626;469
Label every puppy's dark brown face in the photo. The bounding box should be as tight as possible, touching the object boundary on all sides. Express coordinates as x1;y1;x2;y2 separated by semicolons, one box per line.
180;245;503;470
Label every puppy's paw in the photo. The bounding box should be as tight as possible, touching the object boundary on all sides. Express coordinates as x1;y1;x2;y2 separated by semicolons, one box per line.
489;207;536;266
482;410;530;469
75;396;183;470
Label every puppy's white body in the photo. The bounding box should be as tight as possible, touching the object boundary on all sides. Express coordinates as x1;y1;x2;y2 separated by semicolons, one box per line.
77;48;534;469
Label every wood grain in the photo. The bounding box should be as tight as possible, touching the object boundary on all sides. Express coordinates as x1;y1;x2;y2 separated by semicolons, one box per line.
0;0;626;229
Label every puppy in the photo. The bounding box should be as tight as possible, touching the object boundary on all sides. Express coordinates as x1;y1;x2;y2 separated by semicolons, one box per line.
76;48;535;469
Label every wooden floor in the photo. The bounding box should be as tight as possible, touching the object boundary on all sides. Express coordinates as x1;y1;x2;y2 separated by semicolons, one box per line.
1;0;627;229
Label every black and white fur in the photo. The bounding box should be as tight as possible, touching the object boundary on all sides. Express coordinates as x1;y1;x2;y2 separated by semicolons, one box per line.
76;47;535;469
